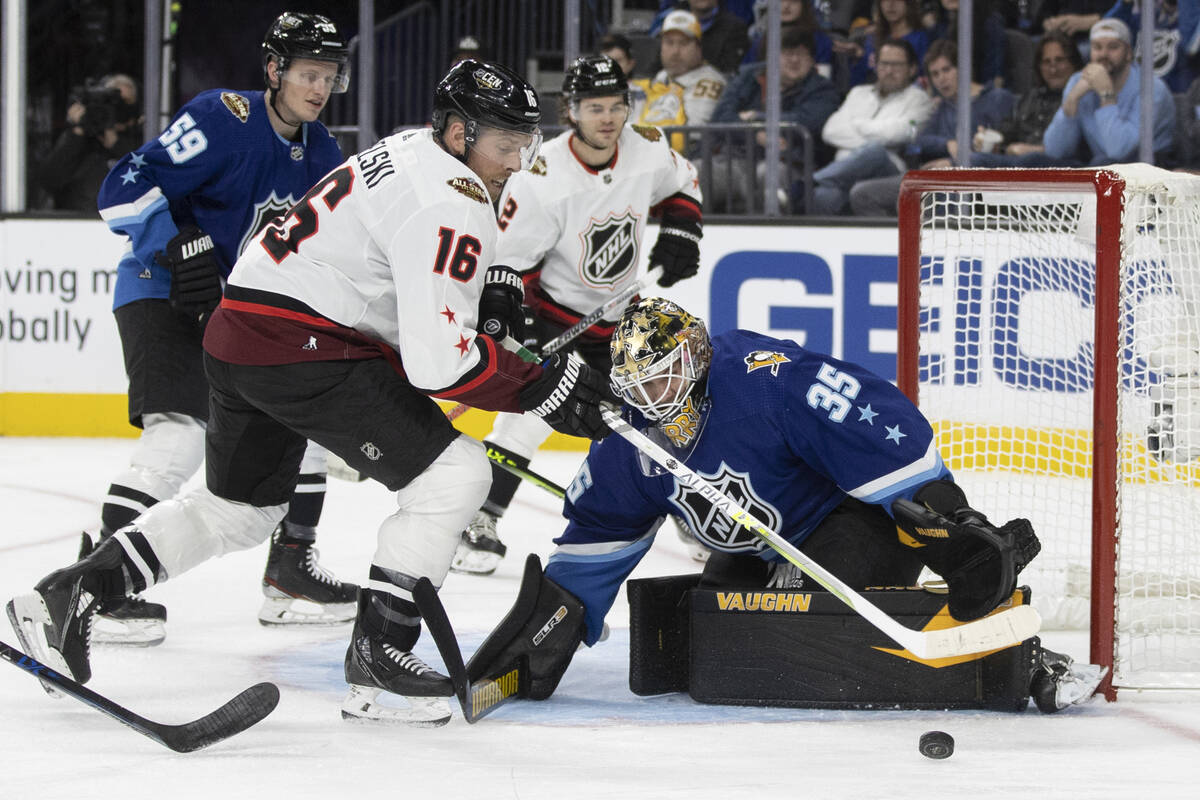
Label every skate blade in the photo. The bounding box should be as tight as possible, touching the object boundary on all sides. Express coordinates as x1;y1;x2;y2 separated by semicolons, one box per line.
449;548;501;576
339;684;452;727
257;597;356;627
1060;664;1109;707
91;615;166;647
6;594;67;698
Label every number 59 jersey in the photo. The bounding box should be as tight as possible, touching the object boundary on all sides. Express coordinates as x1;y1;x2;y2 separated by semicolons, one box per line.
208;128;541;410
98;89;342;310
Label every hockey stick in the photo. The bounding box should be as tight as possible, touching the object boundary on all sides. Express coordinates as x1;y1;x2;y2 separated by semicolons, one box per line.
445;269;659;422
599;405;1043;660
483;441;566;499
412;577;523;723
0;638;279;752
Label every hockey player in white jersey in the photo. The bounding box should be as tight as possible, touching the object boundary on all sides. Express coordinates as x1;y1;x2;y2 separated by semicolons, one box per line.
453;54;704;575
7;60;612;726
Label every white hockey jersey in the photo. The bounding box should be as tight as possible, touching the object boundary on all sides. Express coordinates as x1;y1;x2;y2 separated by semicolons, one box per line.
494;124;702;338
204;128;542;411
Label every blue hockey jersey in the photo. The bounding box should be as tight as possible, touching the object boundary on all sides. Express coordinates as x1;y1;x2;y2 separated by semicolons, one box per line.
546;329;953;644
97;89;342;310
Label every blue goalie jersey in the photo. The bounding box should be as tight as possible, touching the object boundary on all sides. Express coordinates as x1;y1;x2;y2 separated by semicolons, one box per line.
546;329;953;643
97;89;342;310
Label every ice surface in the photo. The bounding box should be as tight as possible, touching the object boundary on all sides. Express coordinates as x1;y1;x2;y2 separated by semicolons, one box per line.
2;438;1197;799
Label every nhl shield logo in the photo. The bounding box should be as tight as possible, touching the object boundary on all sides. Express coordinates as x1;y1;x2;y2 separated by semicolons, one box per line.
238;190;299;255
578;209;640;288
670;462;782;554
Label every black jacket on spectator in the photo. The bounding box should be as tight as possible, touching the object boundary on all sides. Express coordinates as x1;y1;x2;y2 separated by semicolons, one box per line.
699;10;750;74
995;85;1066;147
37;128;140;213
710;61;841;160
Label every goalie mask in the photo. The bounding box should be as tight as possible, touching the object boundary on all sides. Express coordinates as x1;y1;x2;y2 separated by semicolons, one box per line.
262;12;351;93
432;59;543;171
611;298;712;422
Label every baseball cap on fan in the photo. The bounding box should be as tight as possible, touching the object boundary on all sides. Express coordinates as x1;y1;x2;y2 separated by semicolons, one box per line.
1089;18;1130;45
660;10;702;40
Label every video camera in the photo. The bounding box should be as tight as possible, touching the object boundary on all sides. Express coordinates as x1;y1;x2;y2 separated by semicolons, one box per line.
69;79;138;138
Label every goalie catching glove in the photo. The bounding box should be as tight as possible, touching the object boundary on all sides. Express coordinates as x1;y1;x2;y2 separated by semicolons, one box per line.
478;265;526;344
649;217;702;288
519;352;611;440
893;480;1041;622
155;225;226;324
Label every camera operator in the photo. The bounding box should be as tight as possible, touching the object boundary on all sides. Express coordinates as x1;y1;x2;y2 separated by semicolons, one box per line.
37;74;142;213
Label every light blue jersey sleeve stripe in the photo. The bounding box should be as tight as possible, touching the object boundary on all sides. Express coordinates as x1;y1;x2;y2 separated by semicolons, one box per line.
846;439;948;503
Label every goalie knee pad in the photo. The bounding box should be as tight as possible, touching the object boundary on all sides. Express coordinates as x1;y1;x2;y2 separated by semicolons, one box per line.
894;480;1041;622
466;555;585;701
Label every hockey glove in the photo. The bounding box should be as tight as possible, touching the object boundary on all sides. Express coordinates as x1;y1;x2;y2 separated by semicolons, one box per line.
649;217;702;288
518;352;611;440
478;265;526;344
155;225;226;325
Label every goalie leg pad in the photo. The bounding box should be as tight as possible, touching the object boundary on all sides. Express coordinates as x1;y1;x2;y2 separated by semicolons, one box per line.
894;480;1041;622
466;554;585;701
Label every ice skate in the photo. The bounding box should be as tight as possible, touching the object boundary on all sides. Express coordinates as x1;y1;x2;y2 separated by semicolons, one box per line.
450;510;506;575
80;533;167;646
1030;646;1107;713
259;523;358;626
671;516;709;563
341;614;453;726
5;538;125;693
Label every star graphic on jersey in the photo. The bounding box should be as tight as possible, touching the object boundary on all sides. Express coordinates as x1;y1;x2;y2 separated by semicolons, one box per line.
120;167;139;185
857;404;878;425
454;334;472;356
130;153;147;168
440;306;456;324
885;424;907;445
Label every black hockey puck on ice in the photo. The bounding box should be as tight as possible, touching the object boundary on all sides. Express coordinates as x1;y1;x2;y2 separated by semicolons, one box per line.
919;731;954;759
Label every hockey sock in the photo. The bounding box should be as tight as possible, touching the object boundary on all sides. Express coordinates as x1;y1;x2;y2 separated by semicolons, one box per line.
101;483;160;537
286;475;326;528
361;580;421;651
481;452;529;518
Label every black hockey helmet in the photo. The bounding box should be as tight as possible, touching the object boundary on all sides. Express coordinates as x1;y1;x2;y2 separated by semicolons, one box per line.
562;55;630;104
432;58;541;139
262;12;351;93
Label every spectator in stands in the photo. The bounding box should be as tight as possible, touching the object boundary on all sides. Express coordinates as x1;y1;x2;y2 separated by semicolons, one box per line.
968;32;1086;168
743;0;833;79
922;0;1007;88
600;33;648;117
1176;71;1200;171
846;39;1016;216
1106;0;1199;93
841;0;931;89
1043;18;1176;165
806;38;932;216
1036;0;1112;56
36;73;141;213
450;34;486;67
705;26;840;212
651;1;750;74
634;10;728;152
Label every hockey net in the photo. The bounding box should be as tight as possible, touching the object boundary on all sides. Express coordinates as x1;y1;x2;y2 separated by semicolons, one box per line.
898;166;1200;698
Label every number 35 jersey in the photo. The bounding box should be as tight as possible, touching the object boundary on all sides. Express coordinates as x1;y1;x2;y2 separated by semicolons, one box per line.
204;128;543;412
97;89;342;310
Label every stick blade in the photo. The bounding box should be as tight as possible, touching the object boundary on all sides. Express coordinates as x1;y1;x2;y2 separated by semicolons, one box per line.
157;682;280;753
909;605;1043;660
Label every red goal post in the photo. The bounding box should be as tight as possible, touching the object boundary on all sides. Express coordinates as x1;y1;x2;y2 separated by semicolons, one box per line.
897;166;1200;700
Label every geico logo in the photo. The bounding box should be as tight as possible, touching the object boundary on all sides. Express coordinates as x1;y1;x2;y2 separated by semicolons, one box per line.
715;592;812;612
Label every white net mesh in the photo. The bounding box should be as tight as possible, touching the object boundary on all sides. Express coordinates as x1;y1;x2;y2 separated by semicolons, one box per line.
905;165;1200;690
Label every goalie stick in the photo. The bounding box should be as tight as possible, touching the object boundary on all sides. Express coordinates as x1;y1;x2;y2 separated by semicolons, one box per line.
599;405;1043;660
445;269;660;422
0;638;279;752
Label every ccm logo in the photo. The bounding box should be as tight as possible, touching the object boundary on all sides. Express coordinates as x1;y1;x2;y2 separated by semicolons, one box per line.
532;605;568;646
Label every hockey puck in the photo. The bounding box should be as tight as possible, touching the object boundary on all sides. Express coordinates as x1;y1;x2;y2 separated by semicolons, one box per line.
919;731;954;759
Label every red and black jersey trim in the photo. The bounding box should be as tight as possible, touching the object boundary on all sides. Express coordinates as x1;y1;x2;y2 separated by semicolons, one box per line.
651;191;702;224
430;333;543;413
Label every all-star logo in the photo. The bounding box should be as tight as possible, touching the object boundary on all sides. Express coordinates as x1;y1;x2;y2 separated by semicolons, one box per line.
447;177;488;204
238;190;299;254
670;462;781;554
577;209;639;288
360;441;382;461
220;92;250;122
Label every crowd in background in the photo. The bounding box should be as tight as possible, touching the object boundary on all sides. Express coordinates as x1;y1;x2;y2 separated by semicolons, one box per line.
26;0;1200;218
